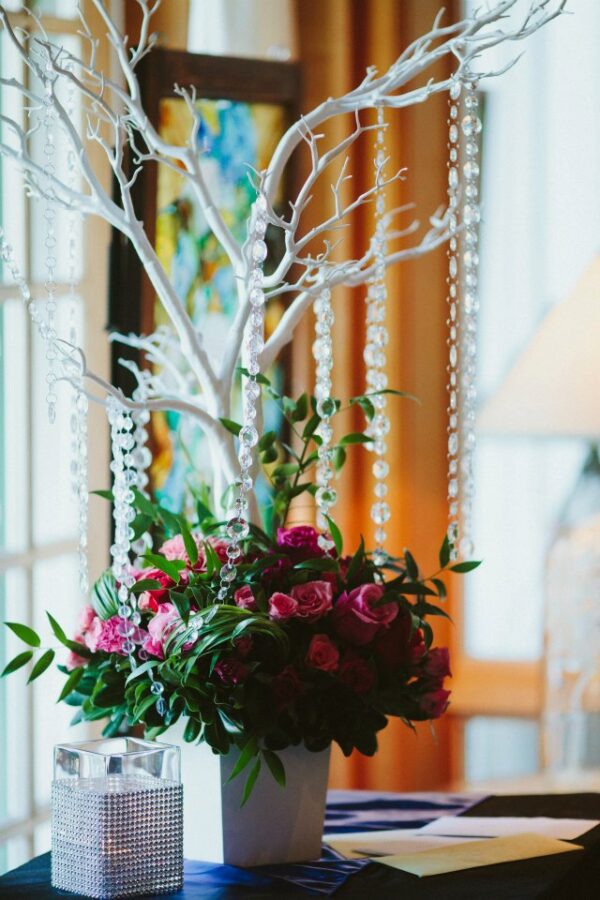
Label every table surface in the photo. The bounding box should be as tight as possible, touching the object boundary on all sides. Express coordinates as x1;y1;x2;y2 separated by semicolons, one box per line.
1;790;599;898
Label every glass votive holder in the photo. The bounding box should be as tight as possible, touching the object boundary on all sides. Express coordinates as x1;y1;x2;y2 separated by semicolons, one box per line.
51;737;183;898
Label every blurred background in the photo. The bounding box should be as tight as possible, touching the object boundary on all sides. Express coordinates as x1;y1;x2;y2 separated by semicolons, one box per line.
1;0;599;872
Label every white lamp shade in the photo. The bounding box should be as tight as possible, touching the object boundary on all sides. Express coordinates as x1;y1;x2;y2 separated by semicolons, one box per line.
478;255;600;437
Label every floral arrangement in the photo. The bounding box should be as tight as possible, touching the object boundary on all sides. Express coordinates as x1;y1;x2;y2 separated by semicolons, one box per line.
2;382;478;800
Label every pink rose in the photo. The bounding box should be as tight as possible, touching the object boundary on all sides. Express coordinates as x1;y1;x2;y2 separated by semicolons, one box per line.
272;665;304;710
419;688;451;719
306;633;340;673
339;654;375;695
147;602;179;645
209;538;229;565
66;634;88;671
143;635;164;659
213;658;249;685
77;605;96;634
422;647;451;684
290;581;333;622
234;586;258;611
333;583;398;645
268;591;299;621
276;525;324;560
160;533;203;564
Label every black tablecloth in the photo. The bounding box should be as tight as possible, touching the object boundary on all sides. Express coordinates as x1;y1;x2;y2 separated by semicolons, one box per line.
1;792;599;898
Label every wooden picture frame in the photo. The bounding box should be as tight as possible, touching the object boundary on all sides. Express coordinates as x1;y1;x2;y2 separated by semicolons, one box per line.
108;49;301;514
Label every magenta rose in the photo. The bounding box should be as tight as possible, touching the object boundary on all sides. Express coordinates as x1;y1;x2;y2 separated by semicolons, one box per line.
422;647;451;684
234;586;258;611
419;688;451;719
272;665;304;710
276;525;324;560
339;654;375;695
333;583;398;645
306;633;340;672
213;658;249;685
268;591;299;621
290;580;333;622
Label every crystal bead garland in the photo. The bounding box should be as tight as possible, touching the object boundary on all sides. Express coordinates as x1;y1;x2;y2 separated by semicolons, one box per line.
108;398;142;666
217;194;268;601
42;71;59;424
446;77;462;559
365;106;391;567
458;76;482;559
130;378;153;563
313;287;337;550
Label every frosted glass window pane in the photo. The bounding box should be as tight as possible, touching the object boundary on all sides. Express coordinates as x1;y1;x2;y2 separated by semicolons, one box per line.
1;568;31;822
33;553;82;807
465;717;539;784
2;1;78;15
0;31;26;280
465;439;585;661
29;34;83;285
34;821;51;857
1;836;30;875
32;296;83;545
0;299;28;552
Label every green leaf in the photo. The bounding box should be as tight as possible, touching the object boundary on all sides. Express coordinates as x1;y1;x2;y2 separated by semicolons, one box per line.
125;659;159;685
92;572;119;619
237;367;270;387
349;396;375;421
142;552;183;583
179;517;199;566
241;757;261;806
439;534;451;568
302;412;321;440
227;736;258;782
90;489;113;501
294;557;339;572
404;550;419;580
218;417;242;437
332;446;347;472
260;446;279;464
339;433;374;446
449;560;482;573
132;489;156;519
271;463;299;478
262;749;286;788
46;613;92;657
57;667;84;702
257;430;277;451
28;649;55;683
345;536;365;585
1;650;33;677
131;513;153;541
431;578;447;600
291;393;308;421
325;516;343;556
183;717;201;743
159;506;182;536
132;693;159;724
4;622;41;648
130;578;165;594
196;499;214;525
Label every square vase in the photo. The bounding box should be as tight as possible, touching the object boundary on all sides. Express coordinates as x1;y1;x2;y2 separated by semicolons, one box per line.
177;737;330;867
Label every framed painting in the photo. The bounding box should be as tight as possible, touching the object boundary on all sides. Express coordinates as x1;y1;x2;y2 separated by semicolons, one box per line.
109;50;301;522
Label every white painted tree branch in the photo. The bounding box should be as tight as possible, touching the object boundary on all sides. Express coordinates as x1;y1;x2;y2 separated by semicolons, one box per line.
0;0;566;521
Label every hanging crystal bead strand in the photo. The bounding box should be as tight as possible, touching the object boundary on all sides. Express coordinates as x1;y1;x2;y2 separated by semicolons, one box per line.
313;287;337;550
446;76;462;559
365;106;391;566
216;193;268;601
458;76;482;559
108;398;141;663
42;69;58;424
130;377;153;563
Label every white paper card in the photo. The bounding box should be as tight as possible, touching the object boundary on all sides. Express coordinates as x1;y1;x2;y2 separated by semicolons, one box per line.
418;815;599;841
325;832;480;859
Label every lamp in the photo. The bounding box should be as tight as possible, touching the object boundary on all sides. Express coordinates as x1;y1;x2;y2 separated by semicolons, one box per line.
478;255;600;782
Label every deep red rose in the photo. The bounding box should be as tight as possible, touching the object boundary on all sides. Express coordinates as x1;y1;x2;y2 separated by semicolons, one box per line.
306;633;340;672
272;665;304;710
137;568;176;612
373;611;413;669
276;525;324;560
234;586;258;611
422;647;451;684
338;654;375;695
213;658;249;685
419;688;451;719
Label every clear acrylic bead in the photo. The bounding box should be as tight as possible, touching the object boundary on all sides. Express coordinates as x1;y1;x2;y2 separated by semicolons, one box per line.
252;239;267;262
371;502;390;525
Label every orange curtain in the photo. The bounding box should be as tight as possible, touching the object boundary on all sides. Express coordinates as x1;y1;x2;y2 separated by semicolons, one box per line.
294;0;460;791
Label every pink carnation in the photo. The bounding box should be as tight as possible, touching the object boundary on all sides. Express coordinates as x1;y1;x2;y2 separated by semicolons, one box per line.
290;581;333;622
91;616;128;655
333;583;398;645
234;586;258;611
306;633;340;673
268;591;299;621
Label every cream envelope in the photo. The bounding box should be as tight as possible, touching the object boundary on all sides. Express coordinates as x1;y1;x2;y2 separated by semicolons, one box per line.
376;832;582;877
325;833;480;859
418;815;599;841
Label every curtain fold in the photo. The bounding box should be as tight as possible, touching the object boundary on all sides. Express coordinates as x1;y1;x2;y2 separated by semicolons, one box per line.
294;0;460;791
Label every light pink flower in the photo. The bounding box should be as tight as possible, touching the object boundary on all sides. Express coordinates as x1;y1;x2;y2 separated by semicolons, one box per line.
94;617;127;655
268;591;299;621
234;586;258;611
290;580;333;622
77;605;96;634
160;533;203;564
147;603;179;645
66;634;88;671
333;583;398;645
83;616;103;652
305;633;340;673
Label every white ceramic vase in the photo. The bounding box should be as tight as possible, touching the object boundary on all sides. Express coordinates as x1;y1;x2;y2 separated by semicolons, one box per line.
174;730;331;867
